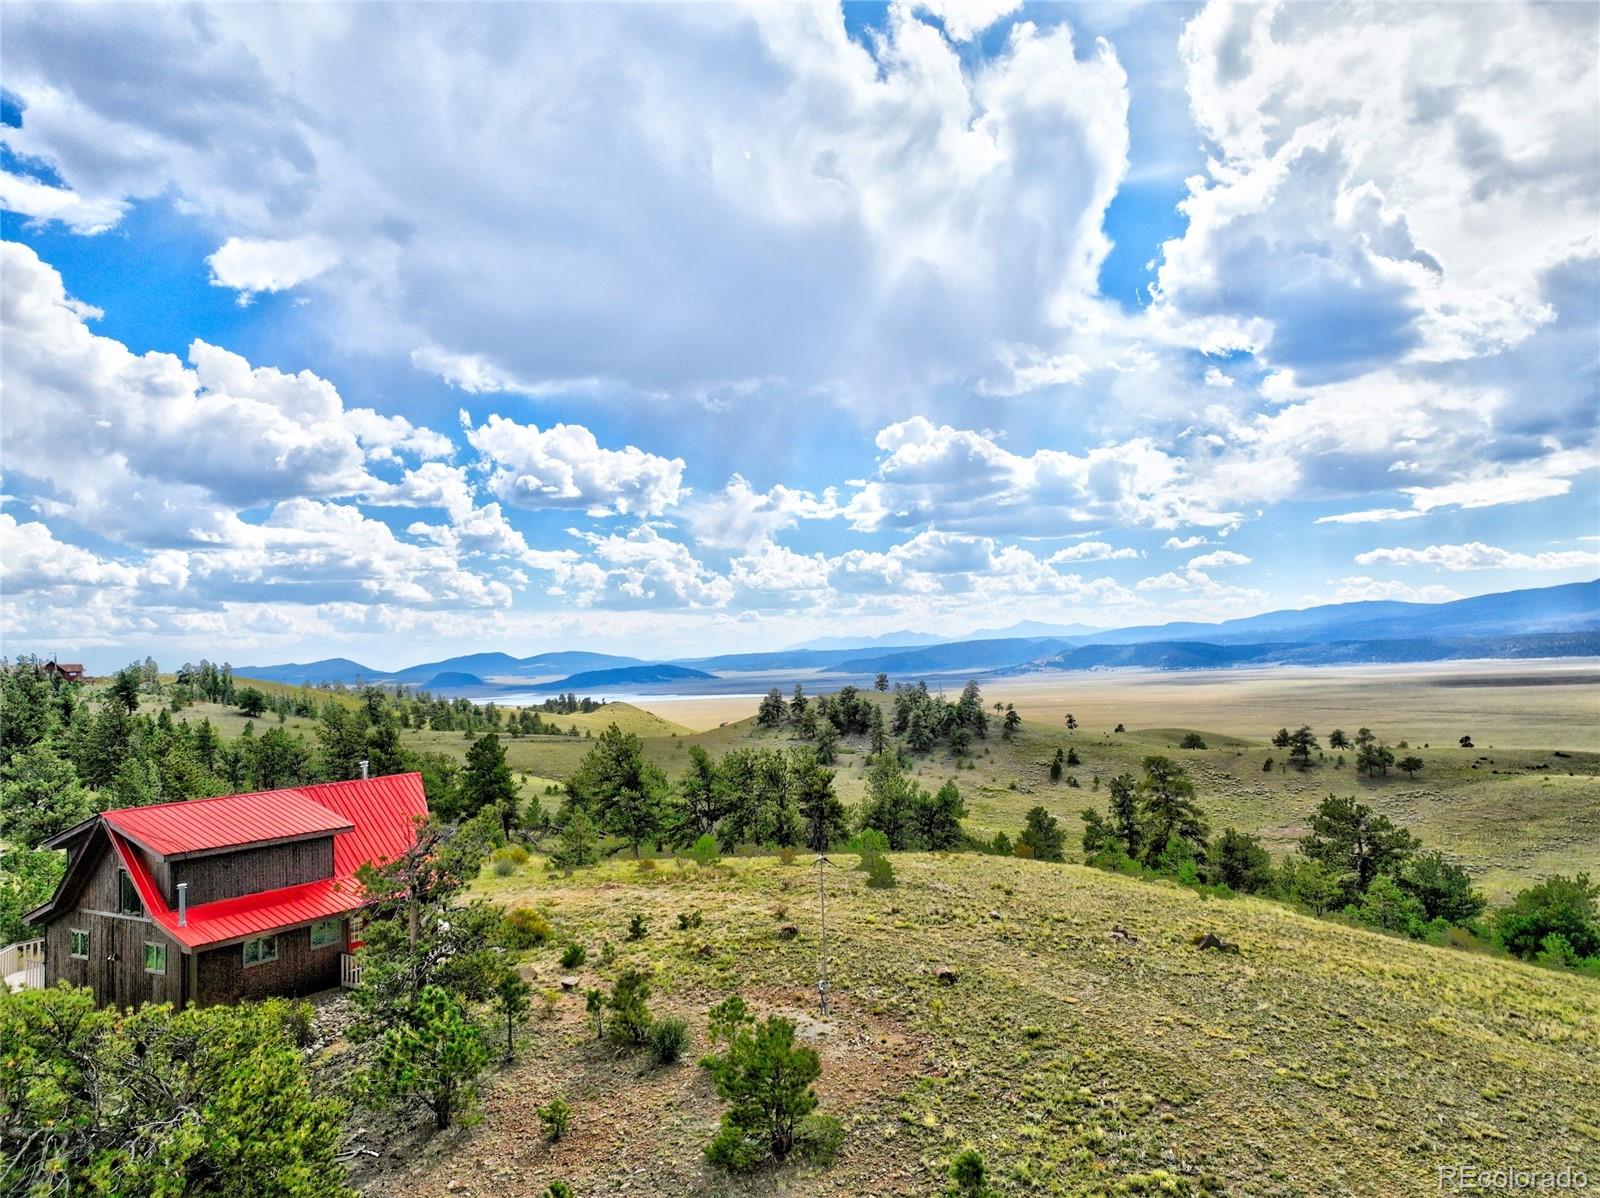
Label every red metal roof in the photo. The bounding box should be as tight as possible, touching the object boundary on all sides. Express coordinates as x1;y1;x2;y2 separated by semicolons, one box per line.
296;774;429;878
103;789;354;858
105;773;428;950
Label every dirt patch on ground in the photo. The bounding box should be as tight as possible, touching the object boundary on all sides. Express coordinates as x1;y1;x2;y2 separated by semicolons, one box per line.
353;987;934;1198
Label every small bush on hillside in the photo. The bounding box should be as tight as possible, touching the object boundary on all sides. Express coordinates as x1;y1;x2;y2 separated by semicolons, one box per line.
1179;733;1207;750
545;1183;573;1198
865;853;897;889
1066;748;1081;766
678;909;704;931
777;845;797;865
847;828;890;861
538;1096;572;1141
494;844;530;867
1349;876;1428;936
559;942;587;969
606;968;654;1047
492;857;517;877
1210;828;1274;894
636;856;657;872
258;997;315;1049
500;908;553;949
702;1002;826;1172
627;912;648;940
796;1113;845;1164
949;1148;994;1196
1497;873;1600;961
650;1015;689;1065
549;810;599;870
990;832;1012;856
1398;851;1485;924
1278;855;1341;916
689;834;721;866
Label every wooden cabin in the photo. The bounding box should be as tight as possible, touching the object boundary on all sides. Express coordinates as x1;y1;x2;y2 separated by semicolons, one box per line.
23;774;427;1007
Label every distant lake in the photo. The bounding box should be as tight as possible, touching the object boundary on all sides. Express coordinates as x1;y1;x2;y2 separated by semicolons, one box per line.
485;691;769;706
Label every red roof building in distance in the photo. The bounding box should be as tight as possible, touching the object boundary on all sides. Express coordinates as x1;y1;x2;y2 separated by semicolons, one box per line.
43;660;86;682
27;773;429;1007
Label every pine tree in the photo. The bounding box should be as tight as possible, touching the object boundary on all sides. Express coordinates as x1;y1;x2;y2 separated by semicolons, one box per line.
914;780;966;850
1017;806;1065;862
1136;756;1208;865
868;705;888;754
671;744;724;845
859;751;917;850
702;1004;822;1171
0;743;94;848
370;984;490;1129
757;688;788;728
458;732;519;836
566;724;668;856
792;749;847;851
1106;772;1141;858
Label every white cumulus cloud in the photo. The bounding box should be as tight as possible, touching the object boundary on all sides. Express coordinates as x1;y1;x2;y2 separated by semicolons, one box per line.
465;414;685;518
1353;542;1600;572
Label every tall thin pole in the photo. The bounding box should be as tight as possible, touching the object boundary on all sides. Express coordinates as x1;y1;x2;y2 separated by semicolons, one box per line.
816;854;829;1015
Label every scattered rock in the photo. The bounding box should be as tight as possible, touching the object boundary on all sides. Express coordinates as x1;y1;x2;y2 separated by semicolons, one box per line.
695;942;714;958
777;924;799;940
988;909;1002;921
559;975;580;991
1193;932;1240;954
934;966;959;985
1108;926;1140;944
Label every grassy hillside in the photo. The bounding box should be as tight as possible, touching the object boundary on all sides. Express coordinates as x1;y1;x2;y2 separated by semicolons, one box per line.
160;672;1596;901
353;851;1600;1197
645;699;1600;902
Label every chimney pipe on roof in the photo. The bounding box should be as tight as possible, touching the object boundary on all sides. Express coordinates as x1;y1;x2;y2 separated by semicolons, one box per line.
177;882;188;927
360;759;370;780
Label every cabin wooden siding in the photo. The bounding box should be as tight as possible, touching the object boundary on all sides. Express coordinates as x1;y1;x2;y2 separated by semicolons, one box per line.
154;836;335;907
42;846;184;1008
193;918;346;1006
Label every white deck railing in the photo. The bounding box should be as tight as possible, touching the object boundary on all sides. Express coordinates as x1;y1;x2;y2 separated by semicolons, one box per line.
1;939;45;992
340;952;362;989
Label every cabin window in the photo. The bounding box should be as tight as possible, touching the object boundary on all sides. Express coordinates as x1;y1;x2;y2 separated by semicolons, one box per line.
243;935;279;967
309;919;341;950
118;870;144;916
70;929;90;959
143;941;167;975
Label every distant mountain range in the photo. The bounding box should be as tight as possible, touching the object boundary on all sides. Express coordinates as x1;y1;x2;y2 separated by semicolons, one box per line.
783;630;944;651
235;580;1599;694
784;619;1103;651
234;650;642;687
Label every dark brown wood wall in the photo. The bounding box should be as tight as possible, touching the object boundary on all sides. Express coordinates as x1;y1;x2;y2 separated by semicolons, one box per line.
42;847;184;1008
193;919;345;1006
170;837;334;906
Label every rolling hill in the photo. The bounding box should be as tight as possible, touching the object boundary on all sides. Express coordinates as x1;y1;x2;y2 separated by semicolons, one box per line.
529;663;716;691
357;850;1600;1198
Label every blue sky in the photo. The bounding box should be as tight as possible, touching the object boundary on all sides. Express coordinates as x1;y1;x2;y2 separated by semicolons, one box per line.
1;1;1595;671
